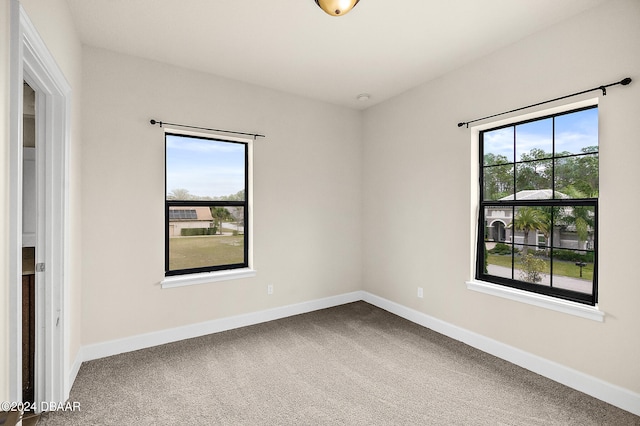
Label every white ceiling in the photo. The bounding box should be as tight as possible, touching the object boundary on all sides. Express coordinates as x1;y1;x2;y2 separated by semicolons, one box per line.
65;0;609;110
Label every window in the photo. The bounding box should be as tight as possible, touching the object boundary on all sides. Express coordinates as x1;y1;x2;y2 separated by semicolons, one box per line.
477;106;598;305
165;132;249;276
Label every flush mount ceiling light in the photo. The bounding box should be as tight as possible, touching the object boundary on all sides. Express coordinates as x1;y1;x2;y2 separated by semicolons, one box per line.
315;0;360;16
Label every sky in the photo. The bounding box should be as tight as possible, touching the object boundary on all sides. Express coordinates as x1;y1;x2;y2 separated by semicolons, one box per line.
166;134;245;199
483;107;598;161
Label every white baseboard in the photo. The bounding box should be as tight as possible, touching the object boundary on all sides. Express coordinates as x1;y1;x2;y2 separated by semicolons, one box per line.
66;348;83;399
81;291;364;362
73;289;639;417
361;291;640;417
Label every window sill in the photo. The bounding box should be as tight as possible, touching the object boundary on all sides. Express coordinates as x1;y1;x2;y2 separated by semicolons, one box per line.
161;268;257;289
465;279;604;322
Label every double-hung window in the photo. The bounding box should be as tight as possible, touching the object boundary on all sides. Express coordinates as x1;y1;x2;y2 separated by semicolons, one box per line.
477;105;598;305
165;132;249;277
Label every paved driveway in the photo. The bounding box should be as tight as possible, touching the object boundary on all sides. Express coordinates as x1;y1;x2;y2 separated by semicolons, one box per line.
487;264;592;294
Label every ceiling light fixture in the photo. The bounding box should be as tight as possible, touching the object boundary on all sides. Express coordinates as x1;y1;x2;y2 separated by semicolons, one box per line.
315;0;360;16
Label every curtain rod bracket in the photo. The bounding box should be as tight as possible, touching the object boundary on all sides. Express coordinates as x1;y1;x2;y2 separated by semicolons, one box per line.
599;86;607;96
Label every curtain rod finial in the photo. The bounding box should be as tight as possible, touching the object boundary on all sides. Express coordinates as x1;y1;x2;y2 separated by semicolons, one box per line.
150;119;163;127
457;122;466;128
621;77;632;85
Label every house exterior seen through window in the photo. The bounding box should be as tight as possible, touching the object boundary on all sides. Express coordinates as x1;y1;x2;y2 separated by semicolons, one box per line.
165;133;249;276
477;106;598;305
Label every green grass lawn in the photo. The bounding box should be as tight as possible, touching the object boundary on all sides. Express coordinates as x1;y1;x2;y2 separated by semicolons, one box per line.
488;254;593;281
169;235;244;270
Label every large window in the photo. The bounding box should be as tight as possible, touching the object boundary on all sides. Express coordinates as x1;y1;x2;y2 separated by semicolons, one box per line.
165;133;249;276
477;106;598;305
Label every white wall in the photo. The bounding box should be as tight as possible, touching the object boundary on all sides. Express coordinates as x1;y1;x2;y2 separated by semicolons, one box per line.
80;47;362;344
0;0;11;402
362;0;640;394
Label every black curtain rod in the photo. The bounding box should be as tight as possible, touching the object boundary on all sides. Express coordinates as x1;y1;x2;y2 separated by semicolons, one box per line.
150;119;265;139
457;77;632;128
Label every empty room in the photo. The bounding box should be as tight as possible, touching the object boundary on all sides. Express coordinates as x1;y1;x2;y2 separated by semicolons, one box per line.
1;0;639;424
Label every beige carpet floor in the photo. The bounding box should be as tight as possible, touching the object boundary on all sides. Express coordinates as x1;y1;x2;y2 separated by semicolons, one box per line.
38;302;639;425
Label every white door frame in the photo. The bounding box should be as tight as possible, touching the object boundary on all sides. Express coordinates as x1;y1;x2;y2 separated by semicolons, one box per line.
9;0;71;406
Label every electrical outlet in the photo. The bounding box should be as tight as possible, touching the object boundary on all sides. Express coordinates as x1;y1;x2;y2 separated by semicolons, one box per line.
417;287;423;298
267;284;273;295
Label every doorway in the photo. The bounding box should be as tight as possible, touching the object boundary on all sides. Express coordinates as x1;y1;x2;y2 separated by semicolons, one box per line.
10;2;71;408
22;82;36;406
493;221;506;242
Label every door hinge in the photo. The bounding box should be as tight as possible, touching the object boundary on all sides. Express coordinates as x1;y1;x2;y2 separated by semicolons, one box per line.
35;262;45;272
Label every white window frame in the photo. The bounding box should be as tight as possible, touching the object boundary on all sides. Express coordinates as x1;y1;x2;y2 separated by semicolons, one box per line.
160;127;256;289
465;98;604;322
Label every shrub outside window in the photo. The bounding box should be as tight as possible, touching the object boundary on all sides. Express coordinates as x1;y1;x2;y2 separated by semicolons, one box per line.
165;133;249;276
477;106;598;305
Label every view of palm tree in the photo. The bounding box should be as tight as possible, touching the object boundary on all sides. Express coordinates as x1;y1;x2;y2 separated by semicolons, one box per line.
509;207;547;256
479;107;598;302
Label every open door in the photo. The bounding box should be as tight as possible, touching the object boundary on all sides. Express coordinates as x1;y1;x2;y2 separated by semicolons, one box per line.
10;1;71;409
21;82;36;407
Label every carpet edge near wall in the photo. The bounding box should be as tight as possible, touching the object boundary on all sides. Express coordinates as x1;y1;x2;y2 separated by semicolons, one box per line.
67;290;640;417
